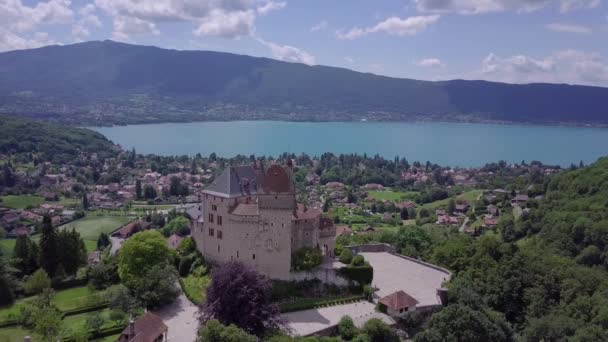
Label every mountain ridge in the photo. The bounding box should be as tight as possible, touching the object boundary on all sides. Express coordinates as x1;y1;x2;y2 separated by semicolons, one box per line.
0;40;606;126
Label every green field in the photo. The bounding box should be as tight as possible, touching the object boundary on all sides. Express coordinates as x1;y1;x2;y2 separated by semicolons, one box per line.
0;326;33;341
419;189;484;213
0;286;109;323
59;216;131;242
0;195;44;209
0;239;16;257
368;190;418;202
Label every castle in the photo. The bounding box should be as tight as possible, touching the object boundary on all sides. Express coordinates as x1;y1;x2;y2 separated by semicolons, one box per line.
192;162;336;279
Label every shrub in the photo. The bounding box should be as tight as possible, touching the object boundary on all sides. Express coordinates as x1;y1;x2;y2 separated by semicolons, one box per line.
351;255;365;267
179;255;195;277
24;269;51;295
291;247;323;271
339;249;353;264
338;265;374;286
362;318;399;342
338;315;358;340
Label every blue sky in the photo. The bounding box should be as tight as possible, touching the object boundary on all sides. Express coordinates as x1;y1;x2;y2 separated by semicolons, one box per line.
2;0;608;86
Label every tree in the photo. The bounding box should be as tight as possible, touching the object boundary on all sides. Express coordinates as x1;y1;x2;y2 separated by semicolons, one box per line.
38;215;59;276
414;304;513;342
132;264;181;308
203;261;284;337
143;184;157;199
135;179;142;199
97;232;110;250
400;207;409;220
13;235;38;275
447;199;456;214
107;285;140;314
338;315;358;340
118;230;171;288
362;318;398;342
88;262;112;289
25;269;51;295
162;216;190;237
323;198;331;212
32;305;63;342
0;256;16;305
82;192;89;210
198;319;257;342
85;312;105;335
351;255;365;266
57;228;87;275
339;249;353;264
291;247;323;271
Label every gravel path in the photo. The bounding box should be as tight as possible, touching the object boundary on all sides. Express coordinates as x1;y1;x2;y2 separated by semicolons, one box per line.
156;294;200;342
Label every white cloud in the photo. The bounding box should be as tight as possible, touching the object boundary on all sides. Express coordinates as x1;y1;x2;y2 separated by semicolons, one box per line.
478;50;608;86
310;20;328;32
336;15;440;39
415;58;445;68
95;0;263;39
113;15;159;40
256;0;286;15
1;0;73;32
193;9;255;38
256;37;315;65
72;4;102;41
414;0;599;14
344;56;355;64
369;63;384;74
0;29;56;52
546;23;591;34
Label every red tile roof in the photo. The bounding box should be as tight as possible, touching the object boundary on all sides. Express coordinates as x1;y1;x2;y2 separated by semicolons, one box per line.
294;203;321;220
380;290;419;310
167;234;183;249
119;312;168;342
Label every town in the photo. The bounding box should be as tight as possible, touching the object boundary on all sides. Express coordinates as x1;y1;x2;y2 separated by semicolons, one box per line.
0;116;575;342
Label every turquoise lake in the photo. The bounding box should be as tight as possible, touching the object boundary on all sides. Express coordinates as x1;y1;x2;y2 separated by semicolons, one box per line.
91;121;608;167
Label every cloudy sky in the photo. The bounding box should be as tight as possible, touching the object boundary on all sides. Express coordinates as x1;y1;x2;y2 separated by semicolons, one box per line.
2;0;608;86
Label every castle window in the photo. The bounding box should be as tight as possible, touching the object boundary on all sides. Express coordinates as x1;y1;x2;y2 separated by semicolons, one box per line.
252;254;256;260
271;223;274;227
218;216;223;226
205;194;208;199
221;198;224;202
275;196;278;199
237;251;239;258
209;228;214;236
212;204;217;211
282;223;284;227
217;230;223;239
218;245;220;253
208;214;214;223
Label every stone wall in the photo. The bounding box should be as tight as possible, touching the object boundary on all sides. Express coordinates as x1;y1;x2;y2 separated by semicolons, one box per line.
287;266;351;286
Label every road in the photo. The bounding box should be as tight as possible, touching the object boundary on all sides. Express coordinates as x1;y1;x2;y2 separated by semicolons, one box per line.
156;293;200;342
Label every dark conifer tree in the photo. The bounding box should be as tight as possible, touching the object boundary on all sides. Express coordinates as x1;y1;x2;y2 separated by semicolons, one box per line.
38;215;59;277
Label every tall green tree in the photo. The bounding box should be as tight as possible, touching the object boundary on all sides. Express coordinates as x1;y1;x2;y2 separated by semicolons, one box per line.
38;215;59;277
135;179;142;199
82;192;89;210
13;235;38;275
0;253;16;305
57;228;87;275
118;230;171;288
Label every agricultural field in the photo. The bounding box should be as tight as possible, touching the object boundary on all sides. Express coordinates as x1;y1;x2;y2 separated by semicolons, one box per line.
0;238;16;257
418;189;484;213
59;216;132;251
0;195;44;209
367;190;418;202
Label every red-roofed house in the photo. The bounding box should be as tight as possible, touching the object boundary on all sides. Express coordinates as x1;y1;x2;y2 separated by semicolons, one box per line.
167;234;183;250
379;290;419;317
113;221;152;239
118;312;168;342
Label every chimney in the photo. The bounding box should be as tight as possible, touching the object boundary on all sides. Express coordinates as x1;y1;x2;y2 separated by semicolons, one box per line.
129;318;136;337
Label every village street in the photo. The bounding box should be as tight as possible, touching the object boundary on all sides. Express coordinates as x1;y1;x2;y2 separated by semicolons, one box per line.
156;293;200;342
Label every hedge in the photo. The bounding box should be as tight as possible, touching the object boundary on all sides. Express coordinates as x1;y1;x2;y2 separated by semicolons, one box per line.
279;295;365;313
61;302;109;318
338;265;374;286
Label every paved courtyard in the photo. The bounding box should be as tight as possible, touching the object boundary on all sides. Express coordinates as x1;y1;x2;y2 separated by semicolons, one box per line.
283;301;394;336
359;252;450;307
156;293;200;342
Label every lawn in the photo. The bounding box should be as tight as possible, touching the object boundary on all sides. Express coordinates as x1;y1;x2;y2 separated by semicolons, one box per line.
63;308;123;334
0;286;109;323
0;239;16;257
0;195;44;209
0;326;33;341
59;216;132;242
181;269;211;305
419;189;484;213
368;190;418;202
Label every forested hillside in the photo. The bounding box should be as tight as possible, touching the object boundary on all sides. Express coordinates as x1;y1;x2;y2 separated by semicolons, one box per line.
413;158;608;341
0;115;118;163
0;41;607;125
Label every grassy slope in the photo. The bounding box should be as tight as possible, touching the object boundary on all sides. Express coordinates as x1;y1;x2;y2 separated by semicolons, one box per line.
0;195;45;209
59;215;131;241
368;190;418;202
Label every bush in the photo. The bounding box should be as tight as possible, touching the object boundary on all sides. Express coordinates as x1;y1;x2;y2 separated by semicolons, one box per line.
24;269;51;295
198;319;257;342
351;255;365;267
179;255;195;277
338;266;374;286
362;318;399;342
338;315;358;340
339;249;353;264
291;247;323;271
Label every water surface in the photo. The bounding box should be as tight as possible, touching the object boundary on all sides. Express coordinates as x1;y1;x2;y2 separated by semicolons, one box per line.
91;121;608;167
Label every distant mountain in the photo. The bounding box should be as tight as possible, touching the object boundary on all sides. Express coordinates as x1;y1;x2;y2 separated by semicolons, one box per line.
0;40;606;126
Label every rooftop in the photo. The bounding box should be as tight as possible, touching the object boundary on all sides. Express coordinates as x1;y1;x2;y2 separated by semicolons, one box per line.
379;290;419;310
204;165;258;198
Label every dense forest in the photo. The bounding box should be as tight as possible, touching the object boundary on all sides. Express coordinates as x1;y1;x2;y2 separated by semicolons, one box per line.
0;115;118;163
0;41;607;125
